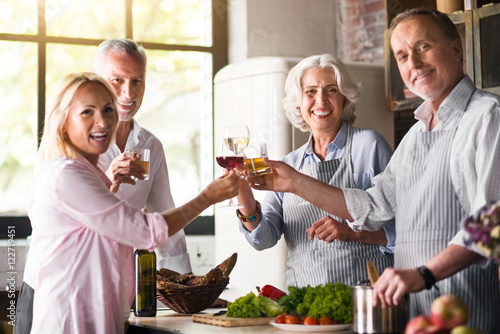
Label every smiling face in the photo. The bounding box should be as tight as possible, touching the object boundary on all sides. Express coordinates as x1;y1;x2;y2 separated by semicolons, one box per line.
63;82;118;166
95;50;146;121
299;67;345;136
390;15;464;108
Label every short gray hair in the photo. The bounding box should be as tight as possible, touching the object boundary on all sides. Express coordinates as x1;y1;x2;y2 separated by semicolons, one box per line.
389;8;460;42
283;54;361;132
93;38;147;72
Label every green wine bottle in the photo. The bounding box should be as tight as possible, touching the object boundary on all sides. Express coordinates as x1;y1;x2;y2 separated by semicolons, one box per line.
134;209;157;317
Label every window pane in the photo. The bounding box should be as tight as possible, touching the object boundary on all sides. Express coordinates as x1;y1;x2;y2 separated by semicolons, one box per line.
0;0;37;35
133;0;212;46
138;50;213;207
0;41;38;215
480;14;500;89
46;0;124;39
45;44;97;106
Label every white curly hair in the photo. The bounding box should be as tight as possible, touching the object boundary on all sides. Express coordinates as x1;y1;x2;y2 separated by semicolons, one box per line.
283;54;361;132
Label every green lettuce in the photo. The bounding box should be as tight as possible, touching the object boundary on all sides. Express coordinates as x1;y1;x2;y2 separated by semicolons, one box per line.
227;292;284;318
279;282;352;324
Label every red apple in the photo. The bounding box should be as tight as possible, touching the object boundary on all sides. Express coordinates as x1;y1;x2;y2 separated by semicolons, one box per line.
405;315;431;334
405;315;450;334
430;295;469;330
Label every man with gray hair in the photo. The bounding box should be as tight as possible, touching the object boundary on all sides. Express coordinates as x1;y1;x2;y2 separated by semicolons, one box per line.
95;39;192;274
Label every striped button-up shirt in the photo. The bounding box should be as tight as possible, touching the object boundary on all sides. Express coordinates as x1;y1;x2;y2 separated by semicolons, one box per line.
344;75;500;256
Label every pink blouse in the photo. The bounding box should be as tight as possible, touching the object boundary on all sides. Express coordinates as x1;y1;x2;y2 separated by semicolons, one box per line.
25;154;168;333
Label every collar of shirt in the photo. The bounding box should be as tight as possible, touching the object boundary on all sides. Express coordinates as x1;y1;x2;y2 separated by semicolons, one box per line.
414;75;475;132
75;152;113;189
301;122;348;168
124;118;141;149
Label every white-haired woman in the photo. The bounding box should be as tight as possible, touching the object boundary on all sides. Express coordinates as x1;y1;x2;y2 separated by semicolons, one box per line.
236;54;395;287
17;72;241;334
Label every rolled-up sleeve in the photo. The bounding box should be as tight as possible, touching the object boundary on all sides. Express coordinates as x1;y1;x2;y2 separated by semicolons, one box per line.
343;174;397;233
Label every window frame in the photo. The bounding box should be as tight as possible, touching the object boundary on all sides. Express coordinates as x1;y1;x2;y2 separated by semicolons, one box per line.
0;0;228;238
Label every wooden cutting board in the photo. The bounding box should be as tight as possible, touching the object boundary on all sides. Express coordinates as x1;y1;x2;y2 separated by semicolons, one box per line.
192;313;274;327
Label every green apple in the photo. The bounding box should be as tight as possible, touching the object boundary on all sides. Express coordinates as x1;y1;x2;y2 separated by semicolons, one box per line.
450;325;483;334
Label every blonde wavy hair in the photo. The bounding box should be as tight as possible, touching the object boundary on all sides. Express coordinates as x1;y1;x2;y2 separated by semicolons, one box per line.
283;54;361;132
38;72;118;161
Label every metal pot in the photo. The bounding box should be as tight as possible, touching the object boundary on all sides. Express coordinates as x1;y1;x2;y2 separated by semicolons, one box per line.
352;285;409;333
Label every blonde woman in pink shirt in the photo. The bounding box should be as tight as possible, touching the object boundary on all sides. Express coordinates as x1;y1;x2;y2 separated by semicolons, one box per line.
20;72;242;334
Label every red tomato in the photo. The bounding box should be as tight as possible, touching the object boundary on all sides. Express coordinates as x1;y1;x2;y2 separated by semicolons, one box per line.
285;315;298;324
275;315;286;324
318;316;333;325
304;316;318;325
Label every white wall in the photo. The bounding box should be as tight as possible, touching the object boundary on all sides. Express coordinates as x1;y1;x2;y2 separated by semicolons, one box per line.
228;0;339;63
225;0;394;147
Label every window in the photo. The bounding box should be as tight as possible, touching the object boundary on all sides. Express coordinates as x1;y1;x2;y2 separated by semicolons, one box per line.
0;0;228;237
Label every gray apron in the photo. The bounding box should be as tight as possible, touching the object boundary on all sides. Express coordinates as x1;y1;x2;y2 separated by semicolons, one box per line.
283;124;394;287
396;112;500;333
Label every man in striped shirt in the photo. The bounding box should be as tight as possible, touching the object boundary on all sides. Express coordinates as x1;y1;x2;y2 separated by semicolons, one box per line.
247;8;500;333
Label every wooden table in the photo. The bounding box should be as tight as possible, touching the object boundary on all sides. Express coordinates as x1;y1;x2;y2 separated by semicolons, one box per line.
127;308;354;334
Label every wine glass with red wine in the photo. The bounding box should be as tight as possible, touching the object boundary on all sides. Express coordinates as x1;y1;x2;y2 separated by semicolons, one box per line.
216;136;245;208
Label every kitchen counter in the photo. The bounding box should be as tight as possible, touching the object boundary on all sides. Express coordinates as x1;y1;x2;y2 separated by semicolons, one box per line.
128;308;354;334
127;308;281;334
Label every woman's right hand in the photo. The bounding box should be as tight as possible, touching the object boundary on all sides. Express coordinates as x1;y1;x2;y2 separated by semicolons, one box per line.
307;216;357;242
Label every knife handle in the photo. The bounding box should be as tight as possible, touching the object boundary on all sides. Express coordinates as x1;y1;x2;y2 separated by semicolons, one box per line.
366;261;380;285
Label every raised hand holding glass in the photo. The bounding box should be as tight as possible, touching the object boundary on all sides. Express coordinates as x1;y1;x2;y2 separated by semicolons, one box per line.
216;137;244;208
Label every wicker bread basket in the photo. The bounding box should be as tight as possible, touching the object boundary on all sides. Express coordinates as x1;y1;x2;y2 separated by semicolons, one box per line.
156;279;229;314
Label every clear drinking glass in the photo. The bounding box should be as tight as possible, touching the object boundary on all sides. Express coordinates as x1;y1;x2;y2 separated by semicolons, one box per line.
126;148;150;181
243;143;271;177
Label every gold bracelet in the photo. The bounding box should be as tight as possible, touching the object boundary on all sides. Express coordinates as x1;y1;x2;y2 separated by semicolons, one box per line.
236;201;262;222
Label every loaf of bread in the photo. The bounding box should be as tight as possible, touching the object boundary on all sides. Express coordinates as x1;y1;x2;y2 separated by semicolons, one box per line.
156;252;237;289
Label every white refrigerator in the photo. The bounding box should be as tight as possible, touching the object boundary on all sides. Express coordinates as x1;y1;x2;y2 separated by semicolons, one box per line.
213;57;393;301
